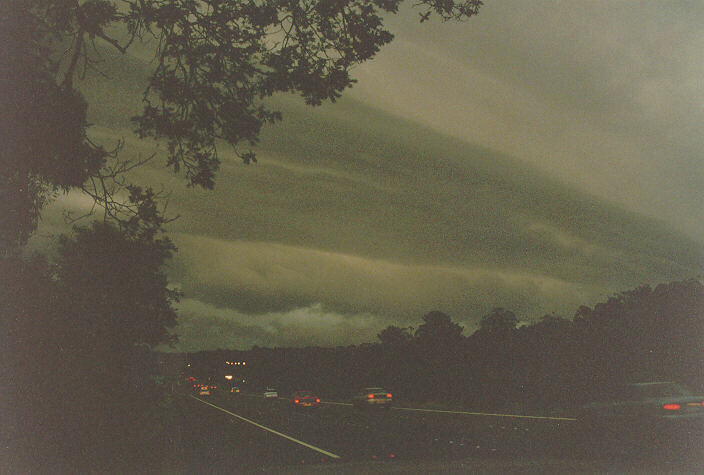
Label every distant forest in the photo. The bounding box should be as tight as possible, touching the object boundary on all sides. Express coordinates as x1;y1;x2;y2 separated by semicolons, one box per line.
179;278;704;414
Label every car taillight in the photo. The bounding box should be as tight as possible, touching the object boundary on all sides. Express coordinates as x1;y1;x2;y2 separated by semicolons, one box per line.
294;399;300;404
386;393;392;398
316;398;320;403
367;394;374;399
663;403;681;410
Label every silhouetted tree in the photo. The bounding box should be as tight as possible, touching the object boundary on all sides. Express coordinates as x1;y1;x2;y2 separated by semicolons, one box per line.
477;307;518;335
1;0;482;254
572;279;704;394
377;325;413;346
415;310;464;346
0;224;178;471
55;221;179;356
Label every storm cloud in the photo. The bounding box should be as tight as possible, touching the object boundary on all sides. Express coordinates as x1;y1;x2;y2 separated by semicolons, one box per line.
32;1;703;350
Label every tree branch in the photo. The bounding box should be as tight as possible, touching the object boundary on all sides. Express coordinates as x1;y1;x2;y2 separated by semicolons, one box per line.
62;28;84;89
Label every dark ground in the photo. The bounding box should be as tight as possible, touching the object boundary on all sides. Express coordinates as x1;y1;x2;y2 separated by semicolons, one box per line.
3;391;701;473
158;392;703;473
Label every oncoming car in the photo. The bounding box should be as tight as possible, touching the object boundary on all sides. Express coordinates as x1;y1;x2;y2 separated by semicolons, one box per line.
576;381;704;451
352;387;393;409
263;387;278;398
291;390;320;408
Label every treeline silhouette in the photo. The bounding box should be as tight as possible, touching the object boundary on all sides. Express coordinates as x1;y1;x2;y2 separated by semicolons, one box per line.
1;223;179;472
183;279;703;414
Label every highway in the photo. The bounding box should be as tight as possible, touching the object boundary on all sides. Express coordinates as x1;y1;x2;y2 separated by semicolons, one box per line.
160;392;702;473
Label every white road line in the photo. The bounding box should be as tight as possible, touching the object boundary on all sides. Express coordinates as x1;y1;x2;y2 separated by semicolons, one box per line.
229;394;573;420
391;406;576;421
322;400;572;420
190;396;341;459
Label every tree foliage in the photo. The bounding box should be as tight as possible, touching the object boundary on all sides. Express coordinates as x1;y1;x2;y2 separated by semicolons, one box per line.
1;222;179;470
377;324;413;346
204;279;703;411
414;310;464;346
56;221;179;353
477;307;518;335
1;0;482;253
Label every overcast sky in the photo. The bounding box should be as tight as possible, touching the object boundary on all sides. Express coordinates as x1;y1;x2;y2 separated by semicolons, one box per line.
35;0;703;351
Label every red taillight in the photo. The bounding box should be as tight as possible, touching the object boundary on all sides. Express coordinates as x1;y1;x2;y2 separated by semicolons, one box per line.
386;393;392;398
367;394;374;399
294;399;300;404
663;403;681;410
316;398;320;403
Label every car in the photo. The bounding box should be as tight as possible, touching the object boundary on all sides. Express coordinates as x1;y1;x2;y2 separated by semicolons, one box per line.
230;386;240;394
195;383;215;396
263;387;278;398
291;390;320;408
576;381;704;451
352;387;393;409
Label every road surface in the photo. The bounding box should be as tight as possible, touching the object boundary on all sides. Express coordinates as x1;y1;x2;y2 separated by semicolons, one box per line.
158;392;702;473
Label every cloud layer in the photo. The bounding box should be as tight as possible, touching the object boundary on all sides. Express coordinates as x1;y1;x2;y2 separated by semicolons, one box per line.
31;1;704;350
351;1;704;241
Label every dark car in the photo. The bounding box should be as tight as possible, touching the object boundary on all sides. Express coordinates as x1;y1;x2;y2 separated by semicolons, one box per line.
352;387;393;409
576;381;704;452
291;390;320;408
194;383;216;396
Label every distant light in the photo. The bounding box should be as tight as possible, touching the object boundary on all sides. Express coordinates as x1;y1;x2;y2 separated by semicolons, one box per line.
225;375;233;380
663;403;681;410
